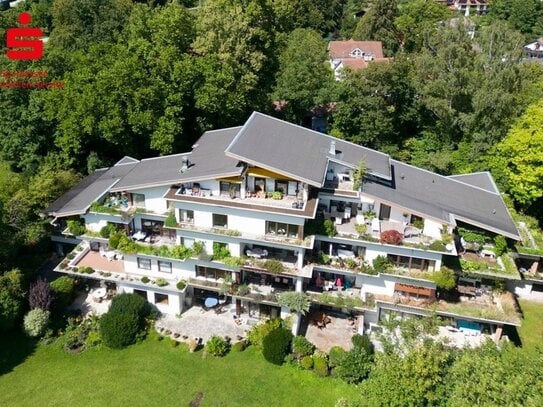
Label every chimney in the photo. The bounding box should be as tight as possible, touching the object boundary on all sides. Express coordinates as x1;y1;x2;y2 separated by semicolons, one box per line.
181;156;190;172
329;140;336;155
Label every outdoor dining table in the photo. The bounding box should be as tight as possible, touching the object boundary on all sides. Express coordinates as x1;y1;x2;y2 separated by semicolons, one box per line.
204;297;219;308
132;231;146;241
91;287;107;301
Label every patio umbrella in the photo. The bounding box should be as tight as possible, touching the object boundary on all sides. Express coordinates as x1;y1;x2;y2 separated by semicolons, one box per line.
335;276;343;290
316;273;323;287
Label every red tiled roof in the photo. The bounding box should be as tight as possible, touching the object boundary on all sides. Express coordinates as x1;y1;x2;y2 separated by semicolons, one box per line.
328;39;385;59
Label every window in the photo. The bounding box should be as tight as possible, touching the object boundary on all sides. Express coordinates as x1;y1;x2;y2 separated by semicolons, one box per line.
220;182;240;198
154;293;169;305
275;180;288;194
158;261;172;273
137;258;151;270
132;193;145;208
178;209;194;223
196;266;231;280
212;213;228;228
266;221;298;238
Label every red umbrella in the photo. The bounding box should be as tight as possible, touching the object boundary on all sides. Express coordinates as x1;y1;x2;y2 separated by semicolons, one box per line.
336;276;343;289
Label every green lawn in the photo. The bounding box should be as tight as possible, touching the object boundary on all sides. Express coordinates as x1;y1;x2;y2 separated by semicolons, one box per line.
519;300;543;349
0;332;359;406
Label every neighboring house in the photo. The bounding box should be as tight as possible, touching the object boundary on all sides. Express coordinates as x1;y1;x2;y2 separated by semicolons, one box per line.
45;112;522;342
437;0;488;15
524;38;543;62
328;39;389;80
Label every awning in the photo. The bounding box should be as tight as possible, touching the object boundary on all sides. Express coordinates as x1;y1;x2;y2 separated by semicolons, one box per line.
218;176;243;184
247;167;293;180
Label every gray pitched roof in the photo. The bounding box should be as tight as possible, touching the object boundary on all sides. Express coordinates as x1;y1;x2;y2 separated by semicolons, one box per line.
447;172;499;194
225;112;391;186
363;161;519;240
43;162;138;217
110;127;243;191
115;156;140;165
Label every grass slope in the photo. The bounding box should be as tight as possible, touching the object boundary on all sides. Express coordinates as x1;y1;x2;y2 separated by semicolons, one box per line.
0;332;358;407
519;300;543;349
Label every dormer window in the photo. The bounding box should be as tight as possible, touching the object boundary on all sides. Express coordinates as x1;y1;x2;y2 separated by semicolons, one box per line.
350;48;364;58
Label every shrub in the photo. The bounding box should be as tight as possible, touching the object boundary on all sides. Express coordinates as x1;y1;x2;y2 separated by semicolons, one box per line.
155;278;168;287
237;283;250;296
328;346;346;368
429;267;456;291
223;256;245;267
29;277;53;311
335;347;373;384
428;241;446;252
80;267;94;274
176;280;186;290
262;259;284;273
109;293;151;324
359;263;377;275
271;191;283;200
247;318;284;349
355;223;367;235
380;230;403;245
108;232;124;249
277;292;310;314
100;223;116;238
345;258;357;269
316;251;330;265
23;309;50;337
100;311;140;349
192;241;205;256
372;256;392;273
232;341;246;352
460;229;487;244
351;334;374;355
171;245;192;259
164;212;177;227
301;355;314;369
205;336;230;357
412;219;424;230
292;336;315;358
494;235;507;256
212;242;231;260
50;276;75;310
67;219;86;236
323;219;337;237
262;327;293;365
141;276;150;284
313;355;329;377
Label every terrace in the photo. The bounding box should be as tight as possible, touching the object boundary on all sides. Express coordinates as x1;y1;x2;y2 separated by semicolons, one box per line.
375;288;521;325
58;245;180;291
166;220;314;248
164;186;318;218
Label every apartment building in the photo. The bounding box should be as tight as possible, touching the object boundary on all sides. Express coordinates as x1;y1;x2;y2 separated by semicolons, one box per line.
45;112;522;340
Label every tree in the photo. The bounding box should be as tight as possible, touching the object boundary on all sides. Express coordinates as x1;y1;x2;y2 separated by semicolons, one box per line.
352;0;400;55
429;267;456;291
0;269;25;332
192;0;277;112
269;0;346;35
273;29;333;123
277;292;310;315
99;310;140;349
488;100;543;207
353;159;368;191
335;346;374;384
395;0;452;52
49;0;133;51
29;277;53;311
262;327;293;365
23;309;50;337
360;342;452;405
50;276;75;311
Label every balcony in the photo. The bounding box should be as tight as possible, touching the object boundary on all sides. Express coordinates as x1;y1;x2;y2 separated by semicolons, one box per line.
166;221;314;248
164;186;318;218
57;245;182;292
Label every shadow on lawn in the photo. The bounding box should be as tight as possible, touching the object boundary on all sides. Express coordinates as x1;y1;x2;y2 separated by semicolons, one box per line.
0;330;37;376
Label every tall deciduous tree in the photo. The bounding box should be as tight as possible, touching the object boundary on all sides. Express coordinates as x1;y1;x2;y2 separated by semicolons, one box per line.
488;100;543;208
193;0;277;113
352;0;400;55
273;29;333;123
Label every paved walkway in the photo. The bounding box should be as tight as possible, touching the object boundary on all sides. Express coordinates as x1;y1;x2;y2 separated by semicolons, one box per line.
156;306;250;343
68;290;111;316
